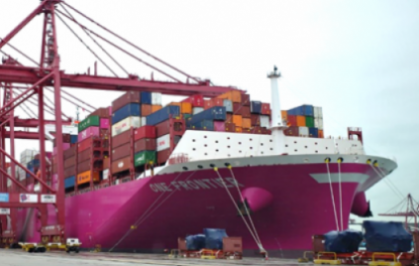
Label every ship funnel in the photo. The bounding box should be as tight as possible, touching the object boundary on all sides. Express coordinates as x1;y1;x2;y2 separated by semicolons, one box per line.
268;66;284;129
267;66;285;155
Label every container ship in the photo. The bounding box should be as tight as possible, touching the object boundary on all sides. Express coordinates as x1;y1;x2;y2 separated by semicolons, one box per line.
8;69;397;257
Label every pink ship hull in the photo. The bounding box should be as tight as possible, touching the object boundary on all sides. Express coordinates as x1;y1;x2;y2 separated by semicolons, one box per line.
56;162;380;256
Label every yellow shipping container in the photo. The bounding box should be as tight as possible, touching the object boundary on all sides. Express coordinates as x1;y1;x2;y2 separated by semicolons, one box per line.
242;118;251;129
151;105;162;113
296;115;306;127
181;102;192;114
77;170;100;185
232;115;243;127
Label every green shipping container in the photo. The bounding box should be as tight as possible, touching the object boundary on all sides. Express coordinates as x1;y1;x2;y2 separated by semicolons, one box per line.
78;116;100;132
183;114;192;120
134;151;156;167
305;116;315;128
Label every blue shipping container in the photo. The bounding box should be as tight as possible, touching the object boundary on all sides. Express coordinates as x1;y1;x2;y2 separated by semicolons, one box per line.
250;101;262;114
140;92;152;104
309;127;318;137
288;105;314;116
65;176;76;189
191;120;214;131
188;107;226;125
70;135;78;144
146;106;180;126
112;103;141;124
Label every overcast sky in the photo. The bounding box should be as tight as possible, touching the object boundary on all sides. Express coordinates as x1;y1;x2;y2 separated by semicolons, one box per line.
0;1;418;223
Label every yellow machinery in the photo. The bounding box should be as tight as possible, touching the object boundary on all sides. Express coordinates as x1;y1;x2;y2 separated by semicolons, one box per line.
314;252;342;265
369;253;402;266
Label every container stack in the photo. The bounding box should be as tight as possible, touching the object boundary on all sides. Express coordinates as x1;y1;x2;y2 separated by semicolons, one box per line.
62;107;110;191
284;105;323;138
147;106;184;165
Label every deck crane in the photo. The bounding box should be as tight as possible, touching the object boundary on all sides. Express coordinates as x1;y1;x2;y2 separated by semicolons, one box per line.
0;0;238;246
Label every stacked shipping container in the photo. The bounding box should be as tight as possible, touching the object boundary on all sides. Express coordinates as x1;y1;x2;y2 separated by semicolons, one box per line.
284;105;324;138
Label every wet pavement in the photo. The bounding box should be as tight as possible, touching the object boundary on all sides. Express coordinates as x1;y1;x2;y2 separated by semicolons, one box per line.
0;248;311;266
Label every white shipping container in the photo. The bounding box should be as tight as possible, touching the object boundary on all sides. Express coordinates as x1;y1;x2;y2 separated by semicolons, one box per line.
140;117;147;126
223;99;233;112
314;118;324;130
298;126;309;137
111;116;141;137
156;134;170;151
103;169;109;180
260;115;270;128
314;107;323;118
192;107;204;115
151;92;162;105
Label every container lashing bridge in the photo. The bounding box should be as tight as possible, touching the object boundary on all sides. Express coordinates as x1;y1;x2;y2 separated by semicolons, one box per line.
0;0;237;246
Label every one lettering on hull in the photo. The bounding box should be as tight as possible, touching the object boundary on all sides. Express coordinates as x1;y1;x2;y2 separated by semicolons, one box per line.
149;178;244;193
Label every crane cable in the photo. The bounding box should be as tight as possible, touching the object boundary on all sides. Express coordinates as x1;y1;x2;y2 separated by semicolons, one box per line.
337;158;344;231
213;167;268;258
227;165;263;247
325;158;340;231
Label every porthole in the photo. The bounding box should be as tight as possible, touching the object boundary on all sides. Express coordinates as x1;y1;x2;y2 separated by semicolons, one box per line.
204;144;207;147
193;148;196;151
238;142;242;145
204;153;208;156
227;145;230;148
294;141;297;144
192;139;196;142
215;140;219;143
215;149;219;152
249;138;253;141
285;144;288;147
204;136;207;139
198;165;203;169
294;149;298;152
182;166;188;171
210;164;215;167
260;143;264;146
305;146;308;148
315;150;318;153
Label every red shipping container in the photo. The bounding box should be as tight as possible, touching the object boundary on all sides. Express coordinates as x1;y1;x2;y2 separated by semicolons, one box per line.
211;98;224;107
284;126;299;136
133;125;156;141
233;102;242;114
64;146;76;160
89;107;110;118
181;94;204;107
112;91;141;112
250;114;261;126
64;156;76;169
112;143;132;161
225;113;233;123
77;148;92;163
241;106;251;118
64;167;76;178
77;160;90;173
241;94;251;106
261;103;271;115
155;120;183;137
53;134;71;146
224;122;236;132
287;115;297;126
103;157;110;169
77;137;92;153
203;100;212;110
134;138;157;153
141;104;152;117
157;148;172;165
111;156;131;173
111;130;132;148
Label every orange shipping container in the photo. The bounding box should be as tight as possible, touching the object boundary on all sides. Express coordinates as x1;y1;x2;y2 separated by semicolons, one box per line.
141;104;152;117
217;90;241;103
77;170;100;185
318;130;324;138
232;115;243;127
180;102;192;114
296;116;306;127
242;118;251;129
235;127;243;133
151;105;162;113
281;110;288;122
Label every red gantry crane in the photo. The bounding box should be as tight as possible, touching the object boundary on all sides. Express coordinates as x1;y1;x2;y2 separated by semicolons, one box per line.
0;0;237;246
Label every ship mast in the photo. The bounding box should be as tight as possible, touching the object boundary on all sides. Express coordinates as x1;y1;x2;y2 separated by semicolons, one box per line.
268;66;286;155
